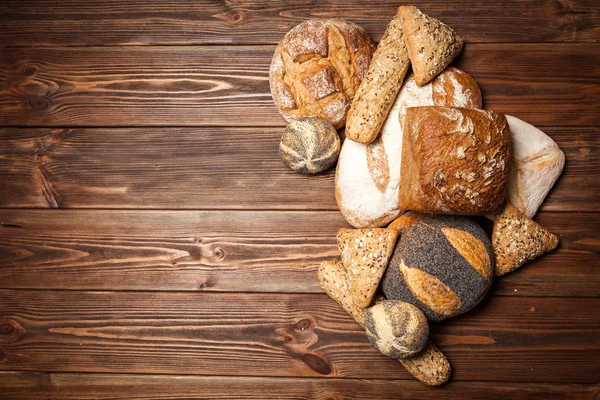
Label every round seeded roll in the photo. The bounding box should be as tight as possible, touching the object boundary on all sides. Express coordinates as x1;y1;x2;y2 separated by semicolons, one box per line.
382;212;494;321
279;117;341;174
365;300;429;359
270;19;375;129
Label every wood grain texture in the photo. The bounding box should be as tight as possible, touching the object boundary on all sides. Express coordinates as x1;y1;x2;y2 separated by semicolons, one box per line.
1;45;598;127
0;0;598;46
1;372;598;400
0;127;596;210
0;290;598;382
0;210;598;296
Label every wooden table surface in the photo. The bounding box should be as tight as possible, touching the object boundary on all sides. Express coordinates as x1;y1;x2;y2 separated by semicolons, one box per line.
1;1;599;398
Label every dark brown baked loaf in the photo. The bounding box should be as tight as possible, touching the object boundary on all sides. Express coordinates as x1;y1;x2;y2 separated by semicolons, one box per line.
269;19;375;129
399;106;510;215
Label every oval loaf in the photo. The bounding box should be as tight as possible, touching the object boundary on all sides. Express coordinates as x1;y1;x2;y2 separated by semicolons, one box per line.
335;68;482;228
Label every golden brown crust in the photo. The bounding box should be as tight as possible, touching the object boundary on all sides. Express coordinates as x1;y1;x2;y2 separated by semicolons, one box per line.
432;68;482;108
270;19;375;129
441;228;492;280
399;340;452;386
337;228;398;308
317;260;366;327
398;6;463;86
492;203;559;276
398;260;462;317
345;8;411;144
399;106;510;215
387;212;423;233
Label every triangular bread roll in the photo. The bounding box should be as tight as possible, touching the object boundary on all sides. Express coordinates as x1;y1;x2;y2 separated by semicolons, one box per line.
337;228;398;308
492;203;559;276
317;260;366;327
398;6;464;86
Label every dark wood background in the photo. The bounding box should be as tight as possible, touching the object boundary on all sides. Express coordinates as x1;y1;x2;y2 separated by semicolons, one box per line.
0;1;599;398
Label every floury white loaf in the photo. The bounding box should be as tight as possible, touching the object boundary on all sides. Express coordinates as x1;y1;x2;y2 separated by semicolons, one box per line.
336;68;482;228
505;115;565;218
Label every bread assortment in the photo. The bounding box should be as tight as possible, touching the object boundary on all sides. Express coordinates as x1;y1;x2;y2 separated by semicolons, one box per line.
279;117;340;174
269;19;375;129
270;5;564;386
399;106;510;215
335;68;482;228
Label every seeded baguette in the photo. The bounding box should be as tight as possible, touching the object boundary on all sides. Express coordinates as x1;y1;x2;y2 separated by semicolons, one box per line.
345;8;411;144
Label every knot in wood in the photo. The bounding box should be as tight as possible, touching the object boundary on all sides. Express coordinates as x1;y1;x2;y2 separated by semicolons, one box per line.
0;323;15;336
24;67;36;76
0;319;25;343
301;353;333;375
213;247;225;260
228;10;245;24
293;316;315;331
29;96;51;111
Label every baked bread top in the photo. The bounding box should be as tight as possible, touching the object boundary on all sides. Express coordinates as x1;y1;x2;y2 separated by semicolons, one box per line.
269;19;375;129
400;106;510;215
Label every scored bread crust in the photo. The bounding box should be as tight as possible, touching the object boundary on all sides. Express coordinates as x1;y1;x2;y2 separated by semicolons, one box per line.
336;68;482;228
269;19;375;129
399;106;510;215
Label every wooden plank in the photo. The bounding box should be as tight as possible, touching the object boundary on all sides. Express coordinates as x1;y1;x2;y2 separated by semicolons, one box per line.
1;372;598;400
0;0;598;46
0;290;598;382
1;45;598;127
0;127;597;210
0;210;597;296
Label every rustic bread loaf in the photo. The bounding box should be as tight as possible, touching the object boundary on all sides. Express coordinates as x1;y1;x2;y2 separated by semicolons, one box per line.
382;212;494;321
365;300;429;359
279;117;340;174
345;8;411;144
336;68;482;228
492;203;559;276
506;115;565;218
269;19;375;129
399;106;510;215
398;6;464;86
337;228;398;308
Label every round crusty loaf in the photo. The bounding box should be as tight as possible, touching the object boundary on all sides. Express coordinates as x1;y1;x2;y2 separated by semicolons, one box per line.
279;117;340;174
269;19;375;129
365;300;429;359
382;212;493;321
335;68;482;228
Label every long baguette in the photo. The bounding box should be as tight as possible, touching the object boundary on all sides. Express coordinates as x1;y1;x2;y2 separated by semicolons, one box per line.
345;9;410;144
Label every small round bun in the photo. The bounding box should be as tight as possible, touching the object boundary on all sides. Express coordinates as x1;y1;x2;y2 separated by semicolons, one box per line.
365;300;429;359
382;212;494;321
270;19;375;129
279;117;340;174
